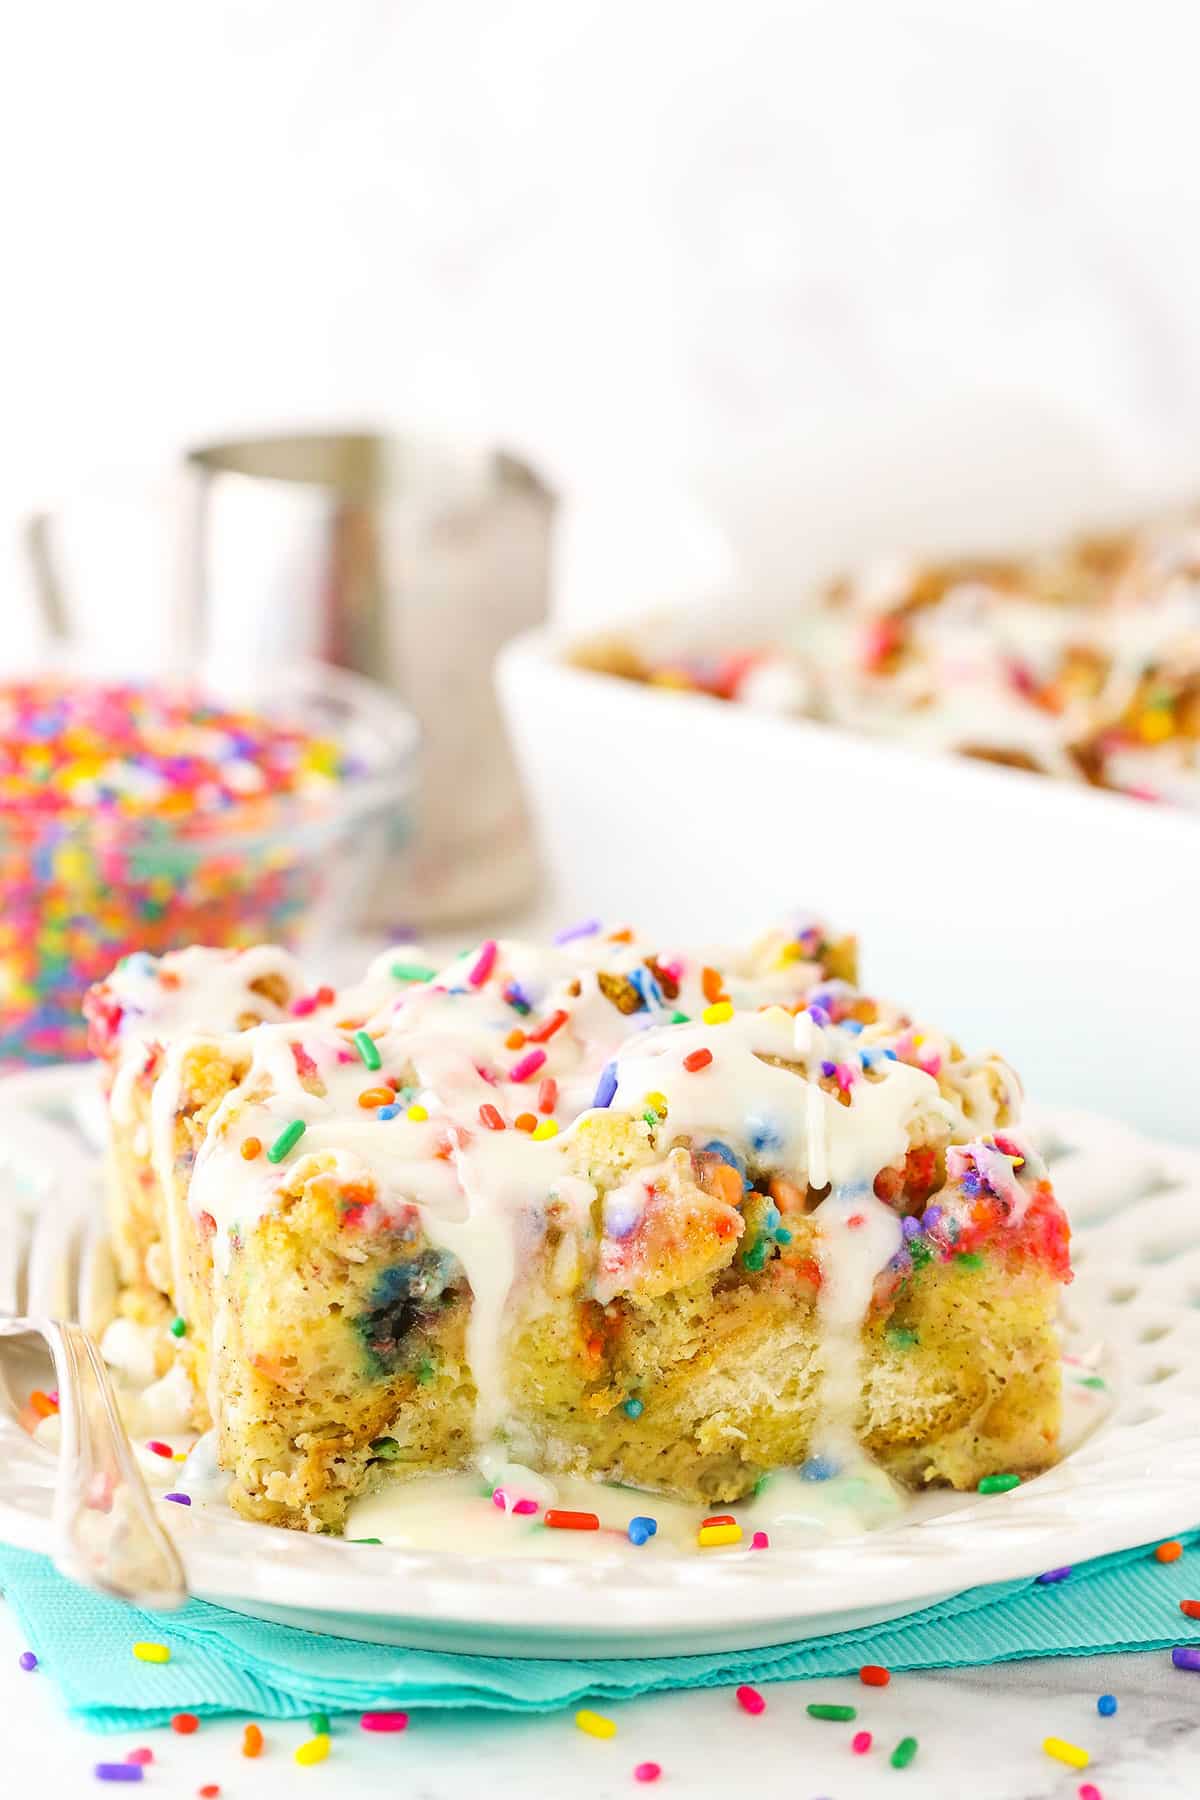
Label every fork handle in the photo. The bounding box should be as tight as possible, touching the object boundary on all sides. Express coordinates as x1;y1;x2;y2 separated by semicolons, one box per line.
1;1316;187;1609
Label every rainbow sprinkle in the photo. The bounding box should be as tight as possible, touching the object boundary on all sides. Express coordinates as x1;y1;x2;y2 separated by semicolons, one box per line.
575;1709;617;1739
697;1522;742;1548
701;1001;734;1025
592;1062;618;1108
266;1120;306;1163
545;1509;599;1531
510;1047;547;1083
294;1734;331;1765
977;1472;1020;1494
553;918;601;945
468;940;498;987
1043;1737;1089;1769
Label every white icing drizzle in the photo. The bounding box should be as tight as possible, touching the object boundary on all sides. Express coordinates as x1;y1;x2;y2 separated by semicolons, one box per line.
610;1003;951;1447
95;925;1045;1486
104;943;305;1043
101;945;306;1125
610;1006;948;1195
813;1190;902;1458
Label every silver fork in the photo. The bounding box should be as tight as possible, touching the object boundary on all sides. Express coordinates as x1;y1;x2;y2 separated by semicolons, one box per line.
0;1149;187;1610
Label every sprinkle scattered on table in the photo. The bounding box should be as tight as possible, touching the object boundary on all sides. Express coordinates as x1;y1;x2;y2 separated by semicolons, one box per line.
295;1734;331;1765
575;1709;617;1739
1043;1735;1089;1769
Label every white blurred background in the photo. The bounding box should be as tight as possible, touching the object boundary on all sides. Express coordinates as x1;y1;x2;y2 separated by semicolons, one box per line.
5;0;1200;639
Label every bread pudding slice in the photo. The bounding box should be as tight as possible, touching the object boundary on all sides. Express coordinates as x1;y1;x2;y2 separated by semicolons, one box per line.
87;924;1069;1531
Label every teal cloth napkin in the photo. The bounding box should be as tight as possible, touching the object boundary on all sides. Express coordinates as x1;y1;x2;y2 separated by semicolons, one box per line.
2;1533;1198;1732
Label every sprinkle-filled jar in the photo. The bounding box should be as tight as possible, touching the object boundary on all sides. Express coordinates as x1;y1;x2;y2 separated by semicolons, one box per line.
0;667;415;1061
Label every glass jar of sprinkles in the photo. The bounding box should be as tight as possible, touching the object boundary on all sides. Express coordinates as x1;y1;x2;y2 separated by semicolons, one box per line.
0;663;416;1062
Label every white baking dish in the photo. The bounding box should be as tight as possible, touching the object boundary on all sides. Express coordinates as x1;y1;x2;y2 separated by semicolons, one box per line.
498;628;1200;1144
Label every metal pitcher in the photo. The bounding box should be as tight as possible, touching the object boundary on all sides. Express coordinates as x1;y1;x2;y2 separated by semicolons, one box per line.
183;432;555;928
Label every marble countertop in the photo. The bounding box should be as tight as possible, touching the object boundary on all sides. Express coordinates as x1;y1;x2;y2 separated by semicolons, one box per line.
1;1603;1192;1798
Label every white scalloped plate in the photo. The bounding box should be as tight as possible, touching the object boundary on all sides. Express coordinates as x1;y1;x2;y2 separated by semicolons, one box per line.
1;1067;1198;1656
